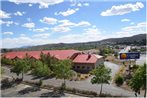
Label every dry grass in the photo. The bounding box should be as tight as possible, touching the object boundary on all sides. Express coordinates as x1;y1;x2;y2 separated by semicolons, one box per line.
75;73;90;81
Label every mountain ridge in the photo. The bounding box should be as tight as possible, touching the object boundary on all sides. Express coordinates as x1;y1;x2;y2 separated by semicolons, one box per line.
2;34;146;52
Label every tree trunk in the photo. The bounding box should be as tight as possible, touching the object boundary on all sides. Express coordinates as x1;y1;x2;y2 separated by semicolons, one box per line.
135;92;137;97
100;83;103;95
22;72;24;80
64;78;66;86
144;87;146;97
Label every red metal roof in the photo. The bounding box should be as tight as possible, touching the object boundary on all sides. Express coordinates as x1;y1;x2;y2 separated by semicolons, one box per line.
3;50;80;60
73;54;103;64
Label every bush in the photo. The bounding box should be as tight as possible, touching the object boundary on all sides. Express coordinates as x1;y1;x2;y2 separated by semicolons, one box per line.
115;75;124;86
85;75;88;78
126;80;130;85
80;77;85;80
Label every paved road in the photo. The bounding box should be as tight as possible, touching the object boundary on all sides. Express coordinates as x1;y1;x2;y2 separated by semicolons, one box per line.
136;54;146;65
2;64;143;97
104;61;120;79
1;79;83;97
119;46;131;53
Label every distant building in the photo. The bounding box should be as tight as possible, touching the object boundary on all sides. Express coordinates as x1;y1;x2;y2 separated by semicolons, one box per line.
2;49;104;73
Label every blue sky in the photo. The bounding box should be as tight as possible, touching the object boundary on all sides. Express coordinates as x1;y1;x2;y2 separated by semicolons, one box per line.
0;0;146;48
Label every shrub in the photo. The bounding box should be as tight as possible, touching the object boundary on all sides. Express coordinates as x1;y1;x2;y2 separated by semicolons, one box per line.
80;77;85;80
85;75;88;78
126;80;130;85
115;74;124;86
77;73;81;77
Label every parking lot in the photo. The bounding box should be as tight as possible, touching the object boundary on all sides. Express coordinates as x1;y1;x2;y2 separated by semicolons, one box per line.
1;83;83;97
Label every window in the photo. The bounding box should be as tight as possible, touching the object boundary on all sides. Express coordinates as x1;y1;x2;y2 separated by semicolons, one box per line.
77;66;80;69
87;66;90;69
82;66;85;69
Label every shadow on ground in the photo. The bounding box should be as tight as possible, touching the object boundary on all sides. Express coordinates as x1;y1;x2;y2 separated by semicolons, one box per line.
18;86;41;95
1;78;21;90
40;90;65;97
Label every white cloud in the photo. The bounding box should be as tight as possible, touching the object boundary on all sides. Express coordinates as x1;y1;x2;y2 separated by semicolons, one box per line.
70;1;89;7
22;22;35;29
130;22;135;25
14;11;25;16
77;21;91;26
2;35;53;48
33;33;50;38
20;34;26;37
40;17;57;25
2;32;14;35
0;10;11;18
1;27;105;48
55;8;79;16
77;3;82;7
2;22;146;48
101;2;144;16
9;0;64;8
83;3;89;6
51;26;71;33
2;36;34;48
92;25;97;28
40;18;91;33
114;22;146;37
122;22;146;31
28;4;32;7
85;28;101;34
33;27;49;32
58;20;76;27
57;28;103;43
0;20;19;26
51;20;91;33
58;20;91;27
121;18;130;22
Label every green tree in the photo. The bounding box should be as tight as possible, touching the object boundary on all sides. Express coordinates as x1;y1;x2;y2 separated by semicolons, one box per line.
91;65;111;95
40;52;57;70
32;60;52;77
0;66;4;75
129;63;146;97
54;60;75;91
11;59;30;80
115;74;124;86
1;56;14;65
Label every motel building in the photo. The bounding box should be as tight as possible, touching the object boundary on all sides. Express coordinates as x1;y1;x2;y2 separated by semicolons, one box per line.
2;49;104;73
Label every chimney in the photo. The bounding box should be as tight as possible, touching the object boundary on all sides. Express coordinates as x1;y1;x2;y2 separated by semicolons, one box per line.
87;54;91;60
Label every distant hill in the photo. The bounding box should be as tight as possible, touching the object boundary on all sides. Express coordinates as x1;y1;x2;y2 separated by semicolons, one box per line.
100;34;146;45
1;34;146;52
